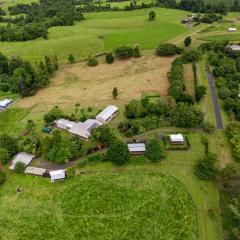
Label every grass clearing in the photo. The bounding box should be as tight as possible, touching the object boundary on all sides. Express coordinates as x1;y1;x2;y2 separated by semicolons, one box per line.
0;8;189;62
198;33;240;42
15;54;173;113
0;170;197;240
184;63;195;97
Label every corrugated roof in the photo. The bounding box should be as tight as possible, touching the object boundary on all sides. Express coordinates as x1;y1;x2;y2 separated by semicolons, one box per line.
96;105;118;122
50;169;65;181
128;143;146;152
9;152;35;170
0;99;13;107
170;134;184;142
55;119;75;129
24;167;46;176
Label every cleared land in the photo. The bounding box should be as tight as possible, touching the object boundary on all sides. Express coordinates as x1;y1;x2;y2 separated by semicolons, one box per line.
184;63;195;97
198;33;240;42
0;8;189;62
0;170;197;240
16;54;173;112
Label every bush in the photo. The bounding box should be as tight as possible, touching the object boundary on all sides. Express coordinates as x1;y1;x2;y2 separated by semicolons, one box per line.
0;171;6;185
195;153;218;180
145;139;165;162
195;85;207;102
132;45;141;58
87;153;106;164
14;162;25;174
0;147;11;165
115;46;133;59
184;36;191;47
156;43;178;56
106;140;130;165
44;106;63;124
0;134;18;157
106;53;114;64
203;121;215;134
218;87;231;99
87;56;98;66
181;49;200;63
68;54;75;64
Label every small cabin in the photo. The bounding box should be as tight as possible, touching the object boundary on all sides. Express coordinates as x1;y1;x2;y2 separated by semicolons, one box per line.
128;143;146;155
49;169;66;182
96;105;119;124
169;134;185;145
228;28;237;32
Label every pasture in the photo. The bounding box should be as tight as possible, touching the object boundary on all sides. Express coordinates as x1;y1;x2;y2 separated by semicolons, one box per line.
15;54;173;113
0;8;189;62
198;33;240;42
0;170;197;240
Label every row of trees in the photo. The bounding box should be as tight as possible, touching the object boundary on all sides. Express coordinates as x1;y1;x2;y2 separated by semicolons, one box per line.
0;52;58;96
203;41;240;121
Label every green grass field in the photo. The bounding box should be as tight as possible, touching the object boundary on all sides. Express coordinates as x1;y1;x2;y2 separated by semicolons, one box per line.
0;8;189;63
0;170;197;240
198;33;240;42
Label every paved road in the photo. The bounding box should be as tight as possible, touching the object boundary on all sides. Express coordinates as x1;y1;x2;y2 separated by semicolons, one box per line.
205;64;224;129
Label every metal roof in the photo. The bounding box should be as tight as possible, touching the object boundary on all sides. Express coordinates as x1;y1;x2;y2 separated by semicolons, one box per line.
9;152;35;170
96;105;118;122
0;99;13;107
24;167;46;176
169;134;184;142
50;169;65;181
128;143;146;152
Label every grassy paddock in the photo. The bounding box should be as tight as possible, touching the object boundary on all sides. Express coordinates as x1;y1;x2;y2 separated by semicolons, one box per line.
0;8;189;62
0;170;197;240
198;33;240;42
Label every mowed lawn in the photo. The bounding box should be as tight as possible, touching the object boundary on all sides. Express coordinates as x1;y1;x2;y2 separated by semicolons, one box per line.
0;8;189;63
0;170;197;240
198;33;240;42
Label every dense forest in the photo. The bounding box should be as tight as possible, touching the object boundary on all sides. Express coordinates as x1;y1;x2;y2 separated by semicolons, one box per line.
0;52;58;96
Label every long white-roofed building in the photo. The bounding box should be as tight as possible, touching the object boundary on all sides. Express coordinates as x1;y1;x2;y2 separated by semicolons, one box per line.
54;119;75;131
96;105;119;123
128;143;146;155
227;44;240;51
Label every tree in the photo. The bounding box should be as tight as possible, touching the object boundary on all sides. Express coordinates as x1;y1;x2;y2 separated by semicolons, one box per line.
145;139;165;162
156;43;178;56
0;147;11;165
195;85;207;102
106;140;130;165
0;52;8;74
218;87;231;99
68;54;75;64
115;47;133;59
112;87;118;99
91;125;115;145
184;36;191;47
125;100;146;119
44;106;63;124
182;49;200;63
87;56;98;66
0;171;6;185
148;10;156;21
0;134;18;157
195;153;218;180
106;53;114;64
132;45;141;58
14;162;25;174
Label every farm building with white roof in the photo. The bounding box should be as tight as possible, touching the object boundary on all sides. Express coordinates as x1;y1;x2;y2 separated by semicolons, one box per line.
9;152;35;170
55;119;75;130
227;45;240;51
169;134;184;145
228;27;237;32
96;105;118;123
0;99;13;109
49;169;65;182
128;143;146;155
24;167;47;176
69;119;102;140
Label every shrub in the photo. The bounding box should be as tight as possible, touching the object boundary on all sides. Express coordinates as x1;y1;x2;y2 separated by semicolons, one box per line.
148;10;156;20
145;139;165;162
115;46;133;59
112;87;118;98
106;53;114;64
87;153;106;164
195;153;218;180
132;45;141;58
218;87;231;99
184;36;191;47
195;85;207;102
106;140;130;165
181;49;200;63
201;136;209;153
156;43;178;56
91;125;115;144
14;162;26;174
0;147;11;165
68;54;75;64
44;106;63;124
87;56;98;66
0;171;6;185
125;99;146;119
203;121;215;134
0;134;18;157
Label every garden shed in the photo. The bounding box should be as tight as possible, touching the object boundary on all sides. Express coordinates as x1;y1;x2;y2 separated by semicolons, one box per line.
169;134;185;145
228;27;237;32
24;167;47;176
128;143;146;155
49;169;66;182
227;44;240;51
9;152;36;170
